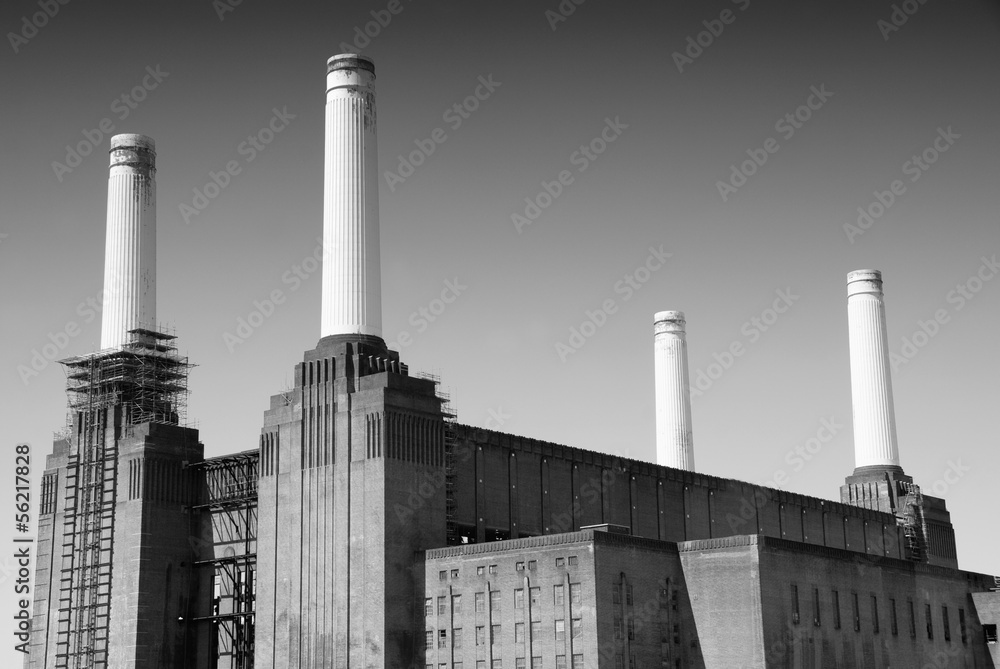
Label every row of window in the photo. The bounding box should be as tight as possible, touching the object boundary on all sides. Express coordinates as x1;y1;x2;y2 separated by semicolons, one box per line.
425;620;583;649
425;656;584;669
437;557;580;582
426;585;582;617
790;585;968;643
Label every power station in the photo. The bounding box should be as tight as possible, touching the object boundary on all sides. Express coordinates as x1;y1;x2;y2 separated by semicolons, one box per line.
25;54;1000;668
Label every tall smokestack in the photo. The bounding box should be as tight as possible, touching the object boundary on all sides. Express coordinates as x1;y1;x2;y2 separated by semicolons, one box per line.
846;269;900;470
321;54;382;339
654;311;695;471
100;133;156;350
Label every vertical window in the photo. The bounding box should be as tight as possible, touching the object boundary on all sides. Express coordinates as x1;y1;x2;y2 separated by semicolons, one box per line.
613;618;624;640
832;590;841;629
791;585;800;625
490;590;501;611
568;556;578;566
514;589;524;609
516;660;526;669
452;569;459;579
426;630;434;648
438;596;447;615
613;587;621;605
984;624;998;644
908;599;916;638
615;656;623;669
477;662;486;669
531;657;542;668
571;618;582;639
425;598;433;616
530;620;541;640
530;587;541;607
626;619;634;640
491;624;501;645
571;655;584;669
476;592;485;613
492;661;502;669
489;565;498;575
516;561;525;572
476;626;485;646
555;619;565;641
440;571;447;581
871;596;879;634
570;583;581;605
625;584;633;606
477;566;485;576
438;629;448;648
554;585;564;606
454;628;463;648
555;557;565;567
926;603;934;640
659;588;669;609
959;608;967;644
528;560;537;571
555;656;567;669
813;588;821;626
456;663;463;669
943;606;951;642
515;622;525;644
890;599;898;636
453;594;462;614
852;593;861;632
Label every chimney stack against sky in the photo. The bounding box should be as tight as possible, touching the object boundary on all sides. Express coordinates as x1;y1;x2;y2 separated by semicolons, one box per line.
654;311;695;471
846;269;901;470
100;133;156;350
321;54;383;339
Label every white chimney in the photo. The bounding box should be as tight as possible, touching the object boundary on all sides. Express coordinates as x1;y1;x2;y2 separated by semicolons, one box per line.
321;54;382;338
847;270;900;469
100;133;156;349
654;311;695;471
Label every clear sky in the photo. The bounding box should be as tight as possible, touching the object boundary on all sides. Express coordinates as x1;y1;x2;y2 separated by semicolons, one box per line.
2;0;998;660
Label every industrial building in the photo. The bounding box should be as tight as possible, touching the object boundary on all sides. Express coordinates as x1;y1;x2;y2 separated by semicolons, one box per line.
25;54;1000;668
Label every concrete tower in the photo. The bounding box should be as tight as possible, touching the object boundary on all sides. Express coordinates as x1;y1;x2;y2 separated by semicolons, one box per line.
321;54;382;338
101;133;156;349
654;311;695;471
846;270;900;472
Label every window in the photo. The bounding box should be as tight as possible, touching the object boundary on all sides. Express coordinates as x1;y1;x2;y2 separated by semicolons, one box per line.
555;657;566;669
454;628;463;648
476;626;485;646
555;619;565;641
570;583;581;605
492;624;501;645
531;657;542;668
943;606;951;642
832;590;841;629
489;565;498;575
530;587;540;607
438;629;448;648
515;589;524;609
926;604;934;640
614;618;624;640
452;569;459;579
613;587;621;605
453;594;462;614
626;619;634;640
515;622;525;643
477;566;485;576
492;661;502;669
425;598;433;616
572;655;584;669
516;561;525;571
985;624;998;644
455;663;463;669
440;571;447;581
555;557;565;567
659;588;669;609
907;599;917;638
813;588;821;626
528;560;537;571
475;592;485;613
425;630;434;648
791;585;800;625
490;591;501;611
516;660;526;669
572;618;582;639
554;585;565;606
625;584;633;606
568;556;578;566
871;596;879;634
439;596;447;615
890;599;898;636
530;619;541;640
852;593;861;632
959;608;967;644
477;662;486;669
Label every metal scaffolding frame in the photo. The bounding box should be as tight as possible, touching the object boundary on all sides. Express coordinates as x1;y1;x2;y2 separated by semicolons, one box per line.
188;451;259;669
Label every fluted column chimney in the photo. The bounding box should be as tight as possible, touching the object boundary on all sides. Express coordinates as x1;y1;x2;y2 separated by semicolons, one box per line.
321;54;383;339
100;133;156;349
846;269;900;470
654;311;695;471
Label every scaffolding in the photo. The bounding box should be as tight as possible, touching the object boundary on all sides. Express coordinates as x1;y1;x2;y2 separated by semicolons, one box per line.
417;372;460;546
898;481;925;562
54;329;191;669
188;451;259;669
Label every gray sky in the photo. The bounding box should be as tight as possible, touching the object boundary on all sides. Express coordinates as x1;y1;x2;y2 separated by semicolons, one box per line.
1;1;998;656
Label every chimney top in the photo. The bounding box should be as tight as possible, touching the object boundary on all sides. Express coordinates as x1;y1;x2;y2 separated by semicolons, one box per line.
847;269;883;297
327;53;375;75
654;310;686;335
110;134;155;169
